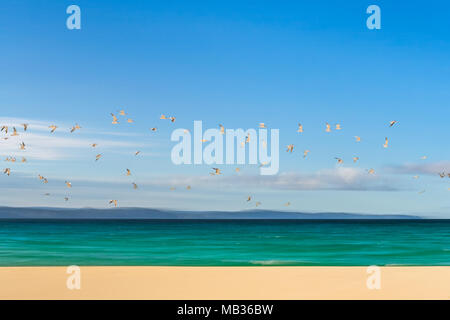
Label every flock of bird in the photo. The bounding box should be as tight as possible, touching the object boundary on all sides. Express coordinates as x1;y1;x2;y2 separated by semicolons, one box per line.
1;115;449;208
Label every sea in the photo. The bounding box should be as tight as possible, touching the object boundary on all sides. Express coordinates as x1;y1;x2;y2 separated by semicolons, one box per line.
0;219;449;266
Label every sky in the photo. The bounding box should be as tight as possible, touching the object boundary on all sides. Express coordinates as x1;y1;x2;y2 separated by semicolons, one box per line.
0;0;449;216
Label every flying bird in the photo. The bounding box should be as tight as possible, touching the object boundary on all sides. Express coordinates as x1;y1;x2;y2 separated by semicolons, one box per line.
19;142;26;150
70;124;81;133
91;143;98;148
1;126;8;134
247;196;252;202
335;124;342;130
259;123;266;128
132;183;138;189
285;202;291;206
325;123;331;132
135;151;141;156
22;124;28;131
119;110;126;116
11;127;19;136
389;121;398;127
255;201;261;207
335;157;343;164
383;137;389;148
297;123;303;133
286;144;294;153
219;124;225;134
49;125;58;133
150;127;157;132
3;168;11;176
211;168;221;175
368;168;375;175
355;136;361;142
303;150;310;158
186;185;191;190
127;119;134;123
65;181;72;188
95;154;102;161
111;113;119;124
126;169;131;176
109;200;118;207
353;157;359;163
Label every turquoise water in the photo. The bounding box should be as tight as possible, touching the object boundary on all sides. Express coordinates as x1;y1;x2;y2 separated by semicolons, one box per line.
0;220;449;266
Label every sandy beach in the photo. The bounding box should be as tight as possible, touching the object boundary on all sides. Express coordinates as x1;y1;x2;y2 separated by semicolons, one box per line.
1;266;449;300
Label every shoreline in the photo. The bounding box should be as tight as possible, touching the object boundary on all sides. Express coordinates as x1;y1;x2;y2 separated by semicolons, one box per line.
1;266;450;300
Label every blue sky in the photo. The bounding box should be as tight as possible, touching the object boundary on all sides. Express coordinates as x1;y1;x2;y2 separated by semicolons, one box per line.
0;0;449;216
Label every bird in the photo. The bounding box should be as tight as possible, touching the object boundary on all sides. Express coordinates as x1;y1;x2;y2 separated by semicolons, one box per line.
3;168;11;176
389;121;398;127
303;150;310;158
235;168;240;173
49;125;58;133
255;201;261;207
1;126;8;134
126;169;131;176
211;168;221;175
413;175;419;179
259;123;266;128
109;200;118;207
70;124;81;133
21;157;27;163
132;183;138;189
219;124;225;134
286;144;294;153
119;110;126;116
11;127;19;136
335;124;342;130
65;181;72;188
325;123;331;132
95;154;102;161
19;142;26;150
22;124;28;131
355;136;361;142
285;202;291;206
297;123;303;133
418;190;426;194
169;116;176;123
368;169;375;175
64;197;69;201
160;114;167;120
247;196;252;202
186;185;191;190
135;151;141;156
150;127;157;132
111;113;119;124
383;137;389;148
335;157;343;164
127;119;134;123
353;157;359;163
439;172;446;178
91;143;98;148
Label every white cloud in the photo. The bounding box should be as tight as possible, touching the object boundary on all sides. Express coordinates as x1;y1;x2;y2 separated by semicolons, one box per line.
385;161;450;176
140;167;400;191
0;117;146;160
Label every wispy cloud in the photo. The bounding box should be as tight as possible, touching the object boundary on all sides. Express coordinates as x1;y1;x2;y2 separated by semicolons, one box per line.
143;167;401;191
0;117;148;160
385;161;450;176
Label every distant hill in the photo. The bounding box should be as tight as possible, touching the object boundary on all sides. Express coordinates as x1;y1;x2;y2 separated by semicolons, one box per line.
0;207;421;219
